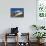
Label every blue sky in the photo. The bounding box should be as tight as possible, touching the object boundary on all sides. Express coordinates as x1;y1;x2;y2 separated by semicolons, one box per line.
11;8;24;13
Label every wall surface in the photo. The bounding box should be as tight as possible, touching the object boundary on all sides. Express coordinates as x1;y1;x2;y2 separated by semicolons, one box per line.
0;0;36;42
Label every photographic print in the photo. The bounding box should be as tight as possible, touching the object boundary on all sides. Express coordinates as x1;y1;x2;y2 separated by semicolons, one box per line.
11;8;24;17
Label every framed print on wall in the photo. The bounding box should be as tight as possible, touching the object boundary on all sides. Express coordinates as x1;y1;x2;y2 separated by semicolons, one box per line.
37;0;46;19
10;8;24;17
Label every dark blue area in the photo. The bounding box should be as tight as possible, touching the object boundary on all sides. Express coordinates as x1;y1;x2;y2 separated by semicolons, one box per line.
11;8;24;13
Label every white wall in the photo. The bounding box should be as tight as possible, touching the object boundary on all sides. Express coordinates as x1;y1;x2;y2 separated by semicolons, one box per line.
0;0;36;42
